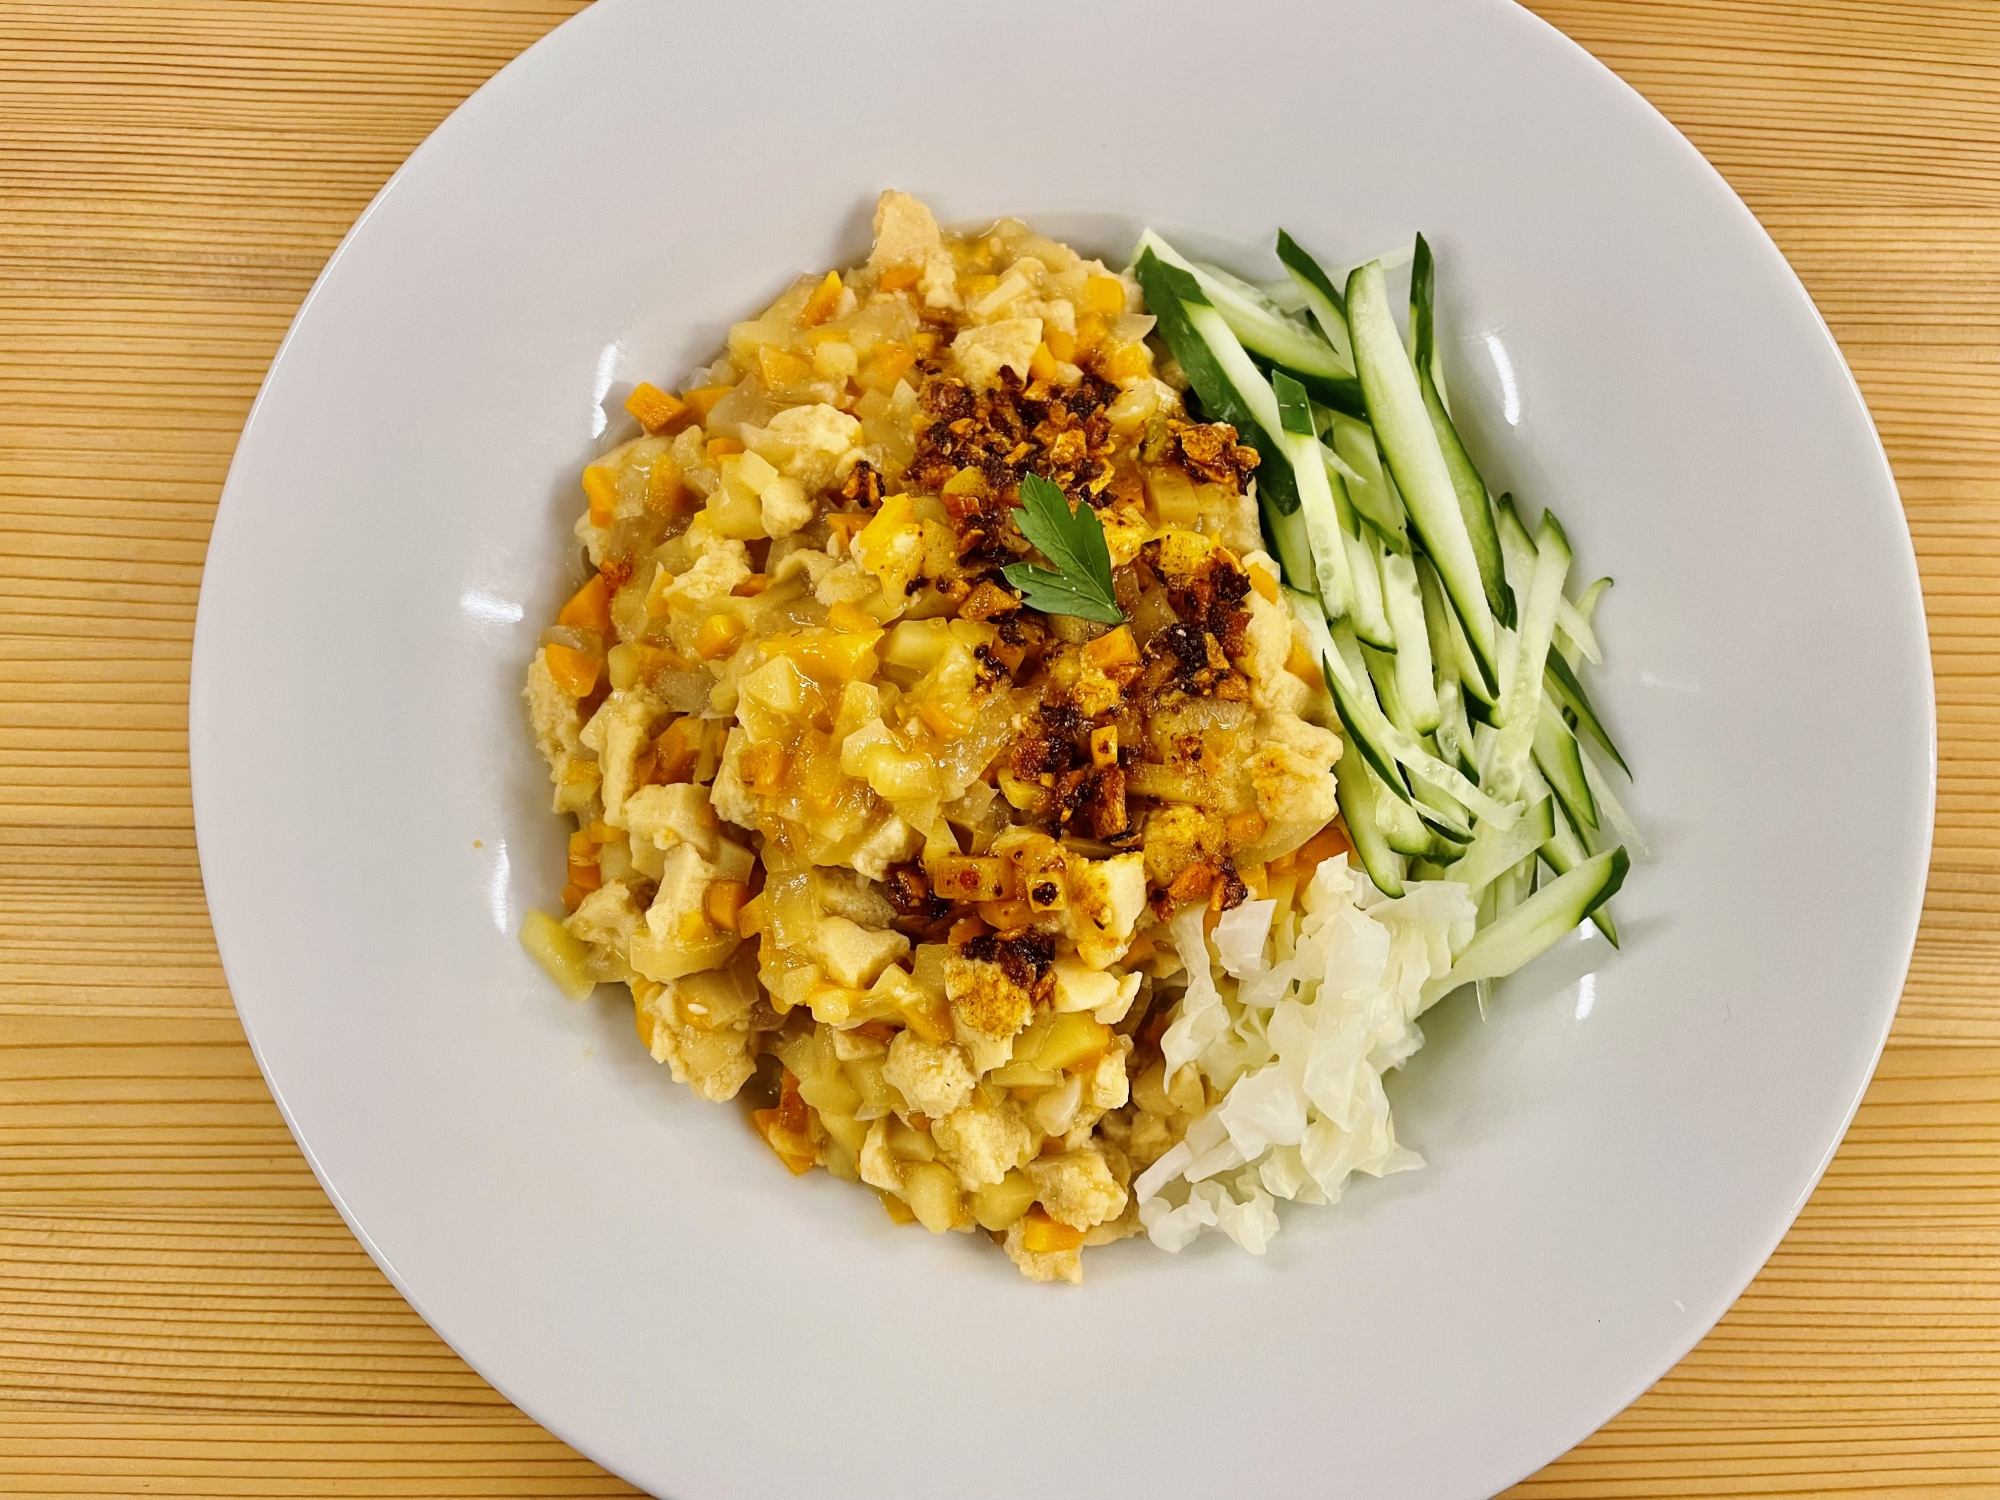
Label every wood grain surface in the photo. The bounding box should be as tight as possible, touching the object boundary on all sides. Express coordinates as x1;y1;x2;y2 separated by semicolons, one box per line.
1;1;1994;1494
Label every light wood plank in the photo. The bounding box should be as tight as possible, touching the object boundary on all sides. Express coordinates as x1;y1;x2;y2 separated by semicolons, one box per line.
0;0;1995;1495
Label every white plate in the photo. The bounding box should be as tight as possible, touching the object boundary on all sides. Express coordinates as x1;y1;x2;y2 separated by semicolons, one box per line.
190;0;1933;1495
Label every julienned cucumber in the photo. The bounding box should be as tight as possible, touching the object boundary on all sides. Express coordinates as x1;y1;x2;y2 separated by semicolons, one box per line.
1333;731;1407;898
1419;847;1630;1010
1532;698;1599;833
1134;231;1365;415
1545;651;1630;777
1348;260;1502;696
1446;796;1555;895
1411;235;1515;630
1275;229;1354;365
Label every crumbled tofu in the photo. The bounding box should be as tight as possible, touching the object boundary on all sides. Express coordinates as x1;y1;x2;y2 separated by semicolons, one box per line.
633;979;759;1101
622;782;721;859
762;403;863;490
859;1117;903;1192
809;866;899;927
581;690;665;829
933;1094;1033;1189
1050;958;1120;1015
881;1031;977;1119
759;476;814;538
1085;1038;1132;1111
709;730;759;830
772;544;837;589
814;558;877;607
1065;853;1147;969
1248;741;1341;828
566;880;644;956
644;842;749;945
524;653;586;810
951;318;1043;391
1003;1219;1082;1285
656;544;752;614
1142;803;1227;887
812;916;910;989
868;189;960;311
945;952;1034;1072
848;812;922;881
1026;1146;1129;1230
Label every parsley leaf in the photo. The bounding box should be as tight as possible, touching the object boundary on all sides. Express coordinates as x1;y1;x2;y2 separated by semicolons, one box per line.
1001;473;1125;625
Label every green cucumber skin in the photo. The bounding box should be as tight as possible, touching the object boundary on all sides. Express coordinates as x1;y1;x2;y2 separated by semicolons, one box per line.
1532;705;1599;833
1421;846;1629;1008
1538;791;1619;945
1349;261;1501;696
1334;734;1407;897
1546;651;1631;778
1410;234;1515;630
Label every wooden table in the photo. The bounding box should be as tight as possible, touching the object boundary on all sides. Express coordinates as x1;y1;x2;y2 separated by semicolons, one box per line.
2;2;1993;1493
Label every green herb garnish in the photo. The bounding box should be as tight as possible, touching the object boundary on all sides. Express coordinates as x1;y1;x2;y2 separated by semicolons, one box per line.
1001;473;1125;625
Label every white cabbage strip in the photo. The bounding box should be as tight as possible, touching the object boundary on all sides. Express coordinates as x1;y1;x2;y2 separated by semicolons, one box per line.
1136;858;1476;1255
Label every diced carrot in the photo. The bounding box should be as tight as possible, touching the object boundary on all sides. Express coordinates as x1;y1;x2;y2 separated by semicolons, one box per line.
800;270;844;327
1028;341;1060;383
827;601;877;634
1247;563;1281;604
682;385;733;422
568;828;599;859
705;436;746;460
557;574;614;639
705;880;750;934
693;613;744;661
1083;274;1128;316
865;342;914;389
898;991;955;1045
752;1106;817;1176
560;882;587;913
734;893;769;938
1106;344;1151;382
1045;326;1077;363
581;465;618;527
1240;860;1269;899
739;740;788;796
1021;1207;1086;1254
1073;313;1107;351
644;461;683;516
565;856;601;896
977;897;1034;931
1083;625;1138;669
879;1189;918;1223
543;643;601;697
1292;821;1355;884
731;573;771;597
623;381;686;434
877;264;921;293
821;512;866;552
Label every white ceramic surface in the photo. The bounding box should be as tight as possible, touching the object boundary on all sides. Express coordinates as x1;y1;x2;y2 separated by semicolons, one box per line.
189;0;1934;1495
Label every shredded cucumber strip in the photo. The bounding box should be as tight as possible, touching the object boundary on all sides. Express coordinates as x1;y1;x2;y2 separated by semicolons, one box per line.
1275;229;1356;366
1411;235;1515;629
1420;848;1630;1010
1324;622;1520;829
1349;260;1502;695
1380;549;1439;731
1488;511;1572;795
1325;411;1410;551
1447;797;1556;895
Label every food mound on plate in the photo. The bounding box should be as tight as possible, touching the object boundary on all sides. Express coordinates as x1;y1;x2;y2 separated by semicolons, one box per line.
519;192;1632;1282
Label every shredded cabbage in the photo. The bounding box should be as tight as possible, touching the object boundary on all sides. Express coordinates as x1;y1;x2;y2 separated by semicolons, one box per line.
1136;857;1476;1255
